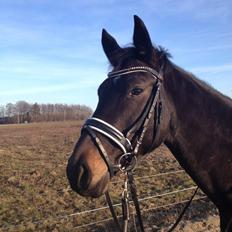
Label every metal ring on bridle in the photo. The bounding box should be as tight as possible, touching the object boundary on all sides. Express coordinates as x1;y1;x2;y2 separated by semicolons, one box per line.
118;153;137;172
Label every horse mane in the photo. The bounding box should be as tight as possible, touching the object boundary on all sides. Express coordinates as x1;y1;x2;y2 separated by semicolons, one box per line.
153;46;232;106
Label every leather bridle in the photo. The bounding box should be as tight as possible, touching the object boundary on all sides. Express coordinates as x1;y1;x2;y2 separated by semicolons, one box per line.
82;66;163;177
80;65;199;232
81;66;163;232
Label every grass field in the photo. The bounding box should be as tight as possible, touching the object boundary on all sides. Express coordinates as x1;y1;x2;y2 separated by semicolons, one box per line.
0;121;219;231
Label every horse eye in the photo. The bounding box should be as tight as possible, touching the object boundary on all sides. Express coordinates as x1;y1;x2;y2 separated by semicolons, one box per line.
131;87;143;95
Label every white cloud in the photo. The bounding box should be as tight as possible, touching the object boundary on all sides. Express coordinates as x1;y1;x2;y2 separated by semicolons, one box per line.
143;0;232;22
0;51;107;80
173;44;232;54
190;63;232;74
0;79;99;97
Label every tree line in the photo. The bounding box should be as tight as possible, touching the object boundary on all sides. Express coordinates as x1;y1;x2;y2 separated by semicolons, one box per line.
0;101;92;124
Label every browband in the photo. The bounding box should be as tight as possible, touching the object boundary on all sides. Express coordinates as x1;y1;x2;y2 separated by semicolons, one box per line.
108;66;163;82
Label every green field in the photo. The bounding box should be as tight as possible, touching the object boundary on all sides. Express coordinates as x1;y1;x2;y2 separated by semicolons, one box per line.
0;121;219;231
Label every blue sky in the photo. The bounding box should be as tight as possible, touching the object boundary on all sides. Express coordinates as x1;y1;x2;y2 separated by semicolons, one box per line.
0;0;232;109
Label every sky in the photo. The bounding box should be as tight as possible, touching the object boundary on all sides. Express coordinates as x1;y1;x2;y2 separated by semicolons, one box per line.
0;0;232;109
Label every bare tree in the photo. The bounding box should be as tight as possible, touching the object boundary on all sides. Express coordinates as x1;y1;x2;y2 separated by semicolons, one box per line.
0;101;92;124
0;105;5;118
31;103;40;122
15;101;31;123
5;103;15;117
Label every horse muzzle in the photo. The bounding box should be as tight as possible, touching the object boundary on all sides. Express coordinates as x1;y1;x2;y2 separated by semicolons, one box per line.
66;148;110;198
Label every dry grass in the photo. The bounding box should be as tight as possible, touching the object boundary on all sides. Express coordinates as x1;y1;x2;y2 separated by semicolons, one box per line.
0;121;219;231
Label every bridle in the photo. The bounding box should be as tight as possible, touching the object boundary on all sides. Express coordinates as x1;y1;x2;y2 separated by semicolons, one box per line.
82;66;163;232
83;66;163;176
81;66;198;232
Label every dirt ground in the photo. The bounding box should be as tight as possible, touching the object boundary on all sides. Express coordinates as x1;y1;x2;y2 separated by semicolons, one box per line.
179;215;219;232
0;121;220;231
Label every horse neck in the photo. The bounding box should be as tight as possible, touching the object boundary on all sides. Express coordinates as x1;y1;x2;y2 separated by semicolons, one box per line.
162;64;232;205
164;64;232;150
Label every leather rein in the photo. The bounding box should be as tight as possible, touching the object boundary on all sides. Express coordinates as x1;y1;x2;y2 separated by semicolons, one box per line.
82;66;198;231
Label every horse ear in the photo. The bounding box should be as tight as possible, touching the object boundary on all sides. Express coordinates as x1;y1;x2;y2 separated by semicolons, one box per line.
101;29;122;66
133;15;153;61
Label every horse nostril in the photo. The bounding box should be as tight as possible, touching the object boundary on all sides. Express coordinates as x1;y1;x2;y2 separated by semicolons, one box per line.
77;164;90;191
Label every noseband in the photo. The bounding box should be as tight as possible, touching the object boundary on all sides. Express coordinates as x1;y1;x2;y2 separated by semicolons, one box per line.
82;66;163;177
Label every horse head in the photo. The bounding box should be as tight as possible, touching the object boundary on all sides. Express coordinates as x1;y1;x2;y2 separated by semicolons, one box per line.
66;16;171;197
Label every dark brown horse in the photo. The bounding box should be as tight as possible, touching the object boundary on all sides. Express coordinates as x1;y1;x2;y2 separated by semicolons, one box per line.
67;16;232;231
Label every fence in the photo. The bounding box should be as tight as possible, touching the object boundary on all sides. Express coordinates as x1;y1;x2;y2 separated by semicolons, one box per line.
3;169;215;231
70;169;209;230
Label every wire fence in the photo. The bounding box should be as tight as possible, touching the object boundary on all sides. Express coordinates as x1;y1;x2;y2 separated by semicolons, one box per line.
74;196;208;229
111;169;185;184
3;168;214;231
58;185;197;219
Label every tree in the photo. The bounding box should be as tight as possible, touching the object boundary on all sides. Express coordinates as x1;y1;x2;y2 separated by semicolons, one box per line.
31;103;40;122
0;101;92;124
15;101;31;123
5;103;15;117
0;105;5;118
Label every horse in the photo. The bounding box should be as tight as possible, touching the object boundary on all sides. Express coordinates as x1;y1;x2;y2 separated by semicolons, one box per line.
67;15;232;231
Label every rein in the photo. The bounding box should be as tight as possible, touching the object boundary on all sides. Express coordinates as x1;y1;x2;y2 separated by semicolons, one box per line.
82;66;198;231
